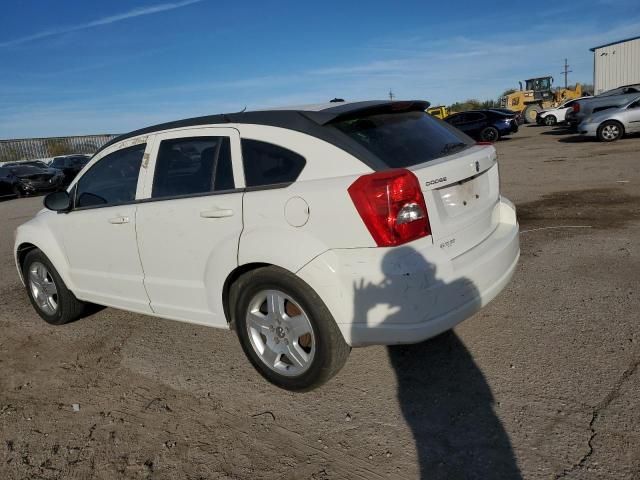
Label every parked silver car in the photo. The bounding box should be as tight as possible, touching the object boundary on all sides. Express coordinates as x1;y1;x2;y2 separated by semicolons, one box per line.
578;95;640;141
567;84;640;127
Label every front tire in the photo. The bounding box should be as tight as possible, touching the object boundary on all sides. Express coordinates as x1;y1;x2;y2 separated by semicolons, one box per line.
22;249;86;325
480;126;500;142
544;115;557;126
523;104;541;124
232;266;350;391
597;121;623;142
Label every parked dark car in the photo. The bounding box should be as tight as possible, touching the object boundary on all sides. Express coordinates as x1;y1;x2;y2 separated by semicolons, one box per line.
7;164;65;196
444;110;519;142
0;167;20;199
50;154;91;185
3;160;50;169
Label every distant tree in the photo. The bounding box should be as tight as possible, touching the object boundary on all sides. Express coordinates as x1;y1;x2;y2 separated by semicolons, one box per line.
449;99;481;113
449;98;501;113
46;139;73;157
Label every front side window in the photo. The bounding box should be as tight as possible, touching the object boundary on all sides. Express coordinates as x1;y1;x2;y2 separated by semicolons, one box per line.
151;136;234;199
447;114;464;125
75;144;145;208
51;158;65;168
241;139;306;187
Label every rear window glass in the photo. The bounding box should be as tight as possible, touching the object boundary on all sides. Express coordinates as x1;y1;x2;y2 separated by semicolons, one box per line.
241;139;306;187
332;111;472;168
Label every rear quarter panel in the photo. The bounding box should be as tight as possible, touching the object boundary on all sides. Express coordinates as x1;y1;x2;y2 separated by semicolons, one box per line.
236;124;375;274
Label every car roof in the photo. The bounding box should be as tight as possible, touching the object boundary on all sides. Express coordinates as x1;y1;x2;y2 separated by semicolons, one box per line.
95;100;430;156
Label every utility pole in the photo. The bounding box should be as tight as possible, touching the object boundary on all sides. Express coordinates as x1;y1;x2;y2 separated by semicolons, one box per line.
561;58;572;88
389;89;395;101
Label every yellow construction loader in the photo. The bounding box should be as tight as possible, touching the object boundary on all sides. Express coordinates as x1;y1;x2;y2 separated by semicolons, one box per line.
426;105;450;119
500;76;582;124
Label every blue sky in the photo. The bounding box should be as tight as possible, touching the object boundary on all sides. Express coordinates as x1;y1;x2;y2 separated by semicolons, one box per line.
1;0;639;139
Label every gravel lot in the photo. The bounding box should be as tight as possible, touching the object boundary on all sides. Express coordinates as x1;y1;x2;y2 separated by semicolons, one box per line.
1;125;639;479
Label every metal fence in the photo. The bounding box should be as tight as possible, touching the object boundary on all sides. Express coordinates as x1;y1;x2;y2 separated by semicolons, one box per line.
0;134;120;162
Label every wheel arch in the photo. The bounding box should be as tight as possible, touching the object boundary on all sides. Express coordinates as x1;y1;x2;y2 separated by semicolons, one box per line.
222;262;272;328
14;224;73;290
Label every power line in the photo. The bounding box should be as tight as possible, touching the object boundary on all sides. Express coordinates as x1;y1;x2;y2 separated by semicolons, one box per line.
561;58;572;88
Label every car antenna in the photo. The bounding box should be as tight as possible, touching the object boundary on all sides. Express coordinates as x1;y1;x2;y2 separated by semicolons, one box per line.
223;106;247;123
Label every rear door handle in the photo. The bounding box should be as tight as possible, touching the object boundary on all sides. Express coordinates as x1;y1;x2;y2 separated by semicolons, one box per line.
200;208;234;218
108;216;130;224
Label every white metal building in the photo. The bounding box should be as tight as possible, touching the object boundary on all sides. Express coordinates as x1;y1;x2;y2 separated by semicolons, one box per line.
591;36;640;94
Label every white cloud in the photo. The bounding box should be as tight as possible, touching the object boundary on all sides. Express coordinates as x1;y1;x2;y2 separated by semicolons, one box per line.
0;0;205;48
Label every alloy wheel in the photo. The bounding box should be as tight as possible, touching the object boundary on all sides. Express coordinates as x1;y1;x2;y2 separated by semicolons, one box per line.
28;262;58;315
601;124;620;140
245;289;316;377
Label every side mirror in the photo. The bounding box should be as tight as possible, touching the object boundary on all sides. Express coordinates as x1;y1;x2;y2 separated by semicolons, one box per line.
44;190;71;212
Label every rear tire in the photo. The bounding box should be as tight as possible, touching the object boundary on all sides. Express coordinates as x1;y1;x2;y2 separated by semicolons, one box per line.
232;266;350;391
597;120;623;142
523;104;541;124
544;115;557;126
22;249;86;325
480;126;500;142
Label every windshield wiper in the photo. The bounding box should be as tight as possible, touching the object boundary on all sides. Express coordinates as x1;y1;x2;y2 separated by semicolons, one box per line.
440;142;467;155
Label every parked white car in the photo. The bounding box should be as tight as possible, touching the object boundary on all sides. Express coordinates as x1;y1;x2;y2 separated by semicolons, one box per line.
578;95;640;141
14;100;520;390
537;97;590;126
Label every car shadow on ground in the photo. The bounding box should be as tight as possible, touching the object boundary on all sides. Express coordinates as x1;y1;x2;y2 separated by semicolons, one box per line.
352;246;521;479
540;127;575;136
556;136;595;143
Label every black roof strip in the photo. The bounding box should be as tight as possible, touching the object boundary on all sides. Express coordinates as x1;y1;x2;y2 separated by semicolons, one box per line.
94;100;430;167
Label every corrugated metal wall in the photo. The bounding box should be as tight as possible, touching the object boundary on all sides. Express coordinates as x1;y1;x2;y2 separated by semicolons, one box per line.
0;134;119;162
593;38;640;94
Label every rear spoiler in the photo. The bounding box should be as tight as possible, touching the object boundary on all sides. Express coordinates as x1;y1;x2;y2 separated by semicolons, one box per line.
300;100;431;125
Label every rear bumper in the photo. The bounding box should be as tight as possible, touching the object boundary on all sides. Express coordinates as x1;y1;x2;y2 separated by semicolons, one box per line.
297;199;520;346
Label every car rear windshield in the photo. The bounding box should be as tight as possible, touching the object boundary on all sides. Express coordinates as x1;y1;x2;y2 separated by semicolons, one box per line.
332;110;473;168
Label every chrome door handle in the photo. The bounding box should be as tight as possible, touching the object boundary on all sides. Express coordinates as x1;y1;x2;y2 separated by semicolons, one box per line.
200;208;234;218
108;216;130;224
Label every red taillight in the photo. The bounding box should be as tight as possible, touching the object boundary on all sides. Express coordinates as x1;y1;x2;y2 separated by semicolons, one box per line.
476;141;493;146
348;169;431;247
573;103;580;112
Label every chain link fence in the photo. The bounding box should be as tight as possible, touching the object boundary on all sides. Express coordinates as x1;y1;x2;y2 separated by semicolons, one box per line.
0;134;119;163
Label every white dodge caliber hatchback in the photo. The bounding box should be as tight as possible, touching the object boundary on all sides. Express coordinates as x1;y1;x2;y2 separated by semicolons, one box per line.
15;100;519;390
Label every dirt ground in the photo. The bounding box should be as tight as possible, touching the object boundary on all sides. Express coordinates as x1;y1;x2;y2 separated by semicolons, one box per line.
1;125;639;479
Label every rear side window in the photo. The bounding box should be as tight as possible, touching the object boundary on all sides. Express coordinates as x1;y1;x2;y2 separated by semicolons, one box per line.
333;111;472;168
76;144;145;208
241;139;306;187
152;136;234;199
447;113;464;125
465;112;486;122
